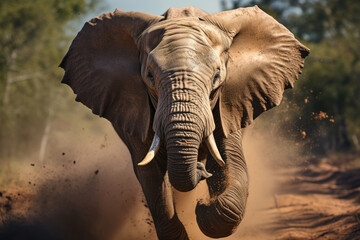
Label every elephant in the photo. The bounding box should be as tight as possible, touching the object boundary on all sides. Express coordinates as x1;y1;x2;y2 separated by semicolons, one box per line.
60;6;309;239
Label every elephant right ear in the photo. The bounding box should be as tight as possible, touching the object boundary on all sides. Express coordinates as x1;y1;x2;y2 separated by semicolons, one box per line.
205;6;309;137
60;9;161;142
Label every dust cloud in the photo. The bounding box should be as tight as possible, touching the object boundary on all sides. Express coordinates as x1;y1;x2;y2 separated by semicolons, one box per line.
0;110;301;239
0;113;156;240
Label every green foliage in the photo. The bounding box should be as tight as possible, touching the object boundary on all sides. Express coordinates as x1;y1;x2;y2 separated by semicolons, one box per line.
224;0;360;153
0;0;99;159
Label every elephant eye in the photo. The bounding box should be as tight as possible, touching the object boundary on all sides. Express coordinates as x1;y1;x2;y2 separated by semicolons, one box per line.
213;69;221;85
147;69;154;83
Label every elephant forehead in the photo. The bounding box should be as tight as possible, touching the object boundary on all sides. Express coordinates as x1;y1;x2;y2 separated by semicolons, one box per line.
149;40;219;74
139;18;227;53
162;6;207;19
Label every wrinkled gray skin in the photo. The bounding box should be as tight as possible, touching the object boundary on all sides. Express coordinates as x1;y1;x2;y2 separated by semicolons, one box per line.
60;6;309;239
135;12;244;239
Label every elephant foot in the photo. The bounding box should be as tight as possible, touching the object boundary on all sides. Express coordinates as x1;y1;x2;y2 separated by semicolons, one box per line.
156;214;189;240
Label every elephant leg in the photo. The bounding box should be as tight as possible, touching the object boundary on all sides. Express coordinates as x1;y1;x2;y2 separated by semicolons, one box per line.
126;136;189;240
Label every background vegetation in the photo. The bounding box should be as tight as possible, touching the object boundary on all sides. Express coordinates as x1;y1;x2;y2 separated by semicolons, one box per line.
0;0;100;163
0;0;359;173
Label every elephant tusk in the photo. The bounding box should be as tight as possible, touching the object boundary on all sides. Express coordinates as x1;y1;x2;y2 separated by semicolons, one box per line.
205;133;226;167
138;134;161;166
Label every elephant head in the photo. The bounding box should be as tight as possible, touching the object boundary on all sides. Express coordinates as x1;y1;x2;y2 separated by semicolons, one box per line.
60;6;309;238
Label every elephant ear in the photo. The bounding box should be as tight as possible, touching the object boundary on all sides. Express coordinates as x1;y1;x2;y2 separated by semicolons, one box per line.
60;9;161;142
205;6;309;137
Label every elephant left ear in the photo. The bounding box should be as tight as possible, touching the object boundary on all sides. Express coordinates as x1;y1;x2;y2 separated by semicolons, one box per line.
205;6;309;137
60;9;161;142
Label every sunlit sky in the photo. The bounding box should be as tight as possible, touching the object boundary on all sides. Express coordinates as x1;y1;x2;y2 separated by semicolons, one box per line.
95;0;222;17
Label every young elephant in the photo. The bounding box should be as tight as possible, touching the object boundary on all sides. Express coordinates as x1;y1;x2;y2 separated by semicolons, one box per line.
60;6;309;239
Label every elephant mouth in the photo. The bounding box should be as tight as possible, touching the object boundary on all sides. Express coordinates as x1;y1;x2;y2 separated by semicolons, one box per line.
137;132;225;168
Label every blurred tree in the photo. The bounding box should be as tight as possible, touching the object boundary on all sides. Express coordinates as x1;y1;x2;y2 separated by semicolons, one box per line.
0;0;99;160
222;0;360;153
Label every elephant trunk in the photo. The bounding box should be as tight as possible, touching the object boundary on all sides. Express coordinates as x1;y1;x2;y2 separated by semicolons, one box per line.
166;121;201;192
154;73;215;192
165;107;213;192
196;130;249;238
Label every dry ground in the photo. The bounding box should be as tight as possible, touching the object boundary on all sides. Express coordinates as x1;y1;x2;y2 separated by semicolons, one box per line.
0;123;359;239
249;157;360;240
1;155;359;240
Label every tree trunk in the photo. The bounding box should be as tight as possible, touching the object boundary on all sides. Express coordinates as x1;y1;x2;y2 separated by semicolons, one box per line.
39;106;53;162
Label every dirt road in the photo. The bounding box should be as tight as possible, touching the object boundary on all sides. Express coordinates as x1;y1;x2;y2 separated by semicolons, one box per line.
1;155;359;239
271;158;360;239
243;157;360;240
